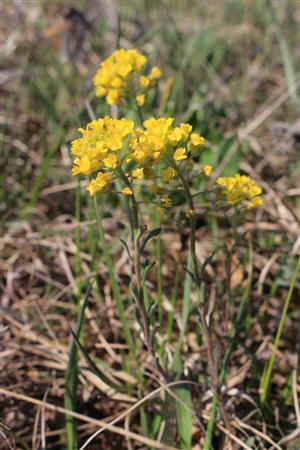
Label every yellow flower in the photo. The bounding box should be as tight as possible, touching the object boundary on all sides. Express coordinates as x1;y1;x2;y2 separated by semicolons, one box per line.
87;172;113;196
185;208;194;217
162;167;176;182
168;127;183;145
247;197;263;209
93;49;147;105
71;115;207;195
103;154;118;169
131;168;144;179
179;123;192;139
121;187;133;196
216;174;263;208
188;133;205;152
71;116;134;178
139;76;150;88
128;117;174;165
111;77;124;88
202;165;213;176
173;147;187;161
149;66;162;80
71;155;100;176
161;194;172;208
136;94;145;106
107;89;122;106
95;85;106;96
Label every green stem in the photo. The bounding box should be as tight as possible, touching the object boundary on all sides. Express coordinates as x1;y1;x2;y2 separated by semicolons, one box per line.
136;105;144;125
118;168;166;378
173;162;233;443
93;196;135;355
171;163;200;282
155;210;163;323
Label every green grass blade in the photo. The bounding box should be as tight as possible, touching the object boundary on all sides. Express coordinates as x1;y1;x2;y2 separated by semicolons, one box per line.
64;284;92;450
69;327;126;392
260;256;300;404
172;251;193;374
175;386;192;449
167;266;180;343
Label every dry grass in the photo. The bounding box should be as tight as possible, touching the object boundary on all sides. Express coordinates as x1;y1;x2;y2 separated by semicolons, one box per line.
1;1;300;449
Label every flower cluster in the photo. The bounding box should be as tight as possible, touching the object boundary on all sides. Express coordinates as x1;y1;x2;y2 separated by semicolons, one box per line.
216;174;263;209
71;48;263;212
70;116;134;195
71;116;206;199
93;48;162;106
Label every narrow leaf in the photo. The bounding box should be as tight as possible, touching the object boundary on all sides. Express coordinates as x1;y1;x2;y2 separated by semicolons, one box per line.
140;227;161;253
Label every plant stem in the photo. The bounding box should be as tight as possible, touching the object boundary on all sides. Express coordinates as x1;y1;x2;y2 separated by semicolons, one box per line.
173;163;233;444
155;210;164;323
93;196;135;355
118;169;166;378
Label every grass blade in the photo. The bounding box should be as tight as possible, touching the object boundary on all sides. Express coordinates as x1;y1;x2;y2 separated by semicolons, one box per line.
260;256;300;404
172;251;193;374
175;386;192;449
64;284;92;450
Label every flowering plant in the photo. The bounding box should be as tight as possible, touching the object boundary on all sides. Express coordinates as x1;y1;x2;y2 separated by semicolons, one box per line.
70;48;263;449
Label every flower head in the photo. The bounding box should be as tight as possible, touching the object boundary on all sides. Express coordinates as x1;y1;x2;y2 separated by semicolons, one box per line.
173;147;187;161
131;168;144;179
216;174;263;209
139;76;150;89
136;94;145;106
93;49;147;105
168;127;183;145
121;187;133;196
161;194;172;208
188;133;205;154
71;116;133;195
149;67;162;80
185;208;194;218
202;165;213;176
93;49;162;106
87;172;113;196
128;117;174;165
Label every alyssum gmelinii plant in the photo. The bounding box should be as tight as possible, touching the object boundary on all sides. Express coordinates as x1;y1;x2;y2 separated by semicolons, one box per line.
70;48;263;444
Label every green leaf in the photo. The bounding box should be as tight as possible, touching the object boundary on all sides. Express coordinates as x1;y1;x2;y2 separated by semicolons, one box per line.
120;238;132;261
140;227;162;253
69;327;124;392
142;259;156;283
